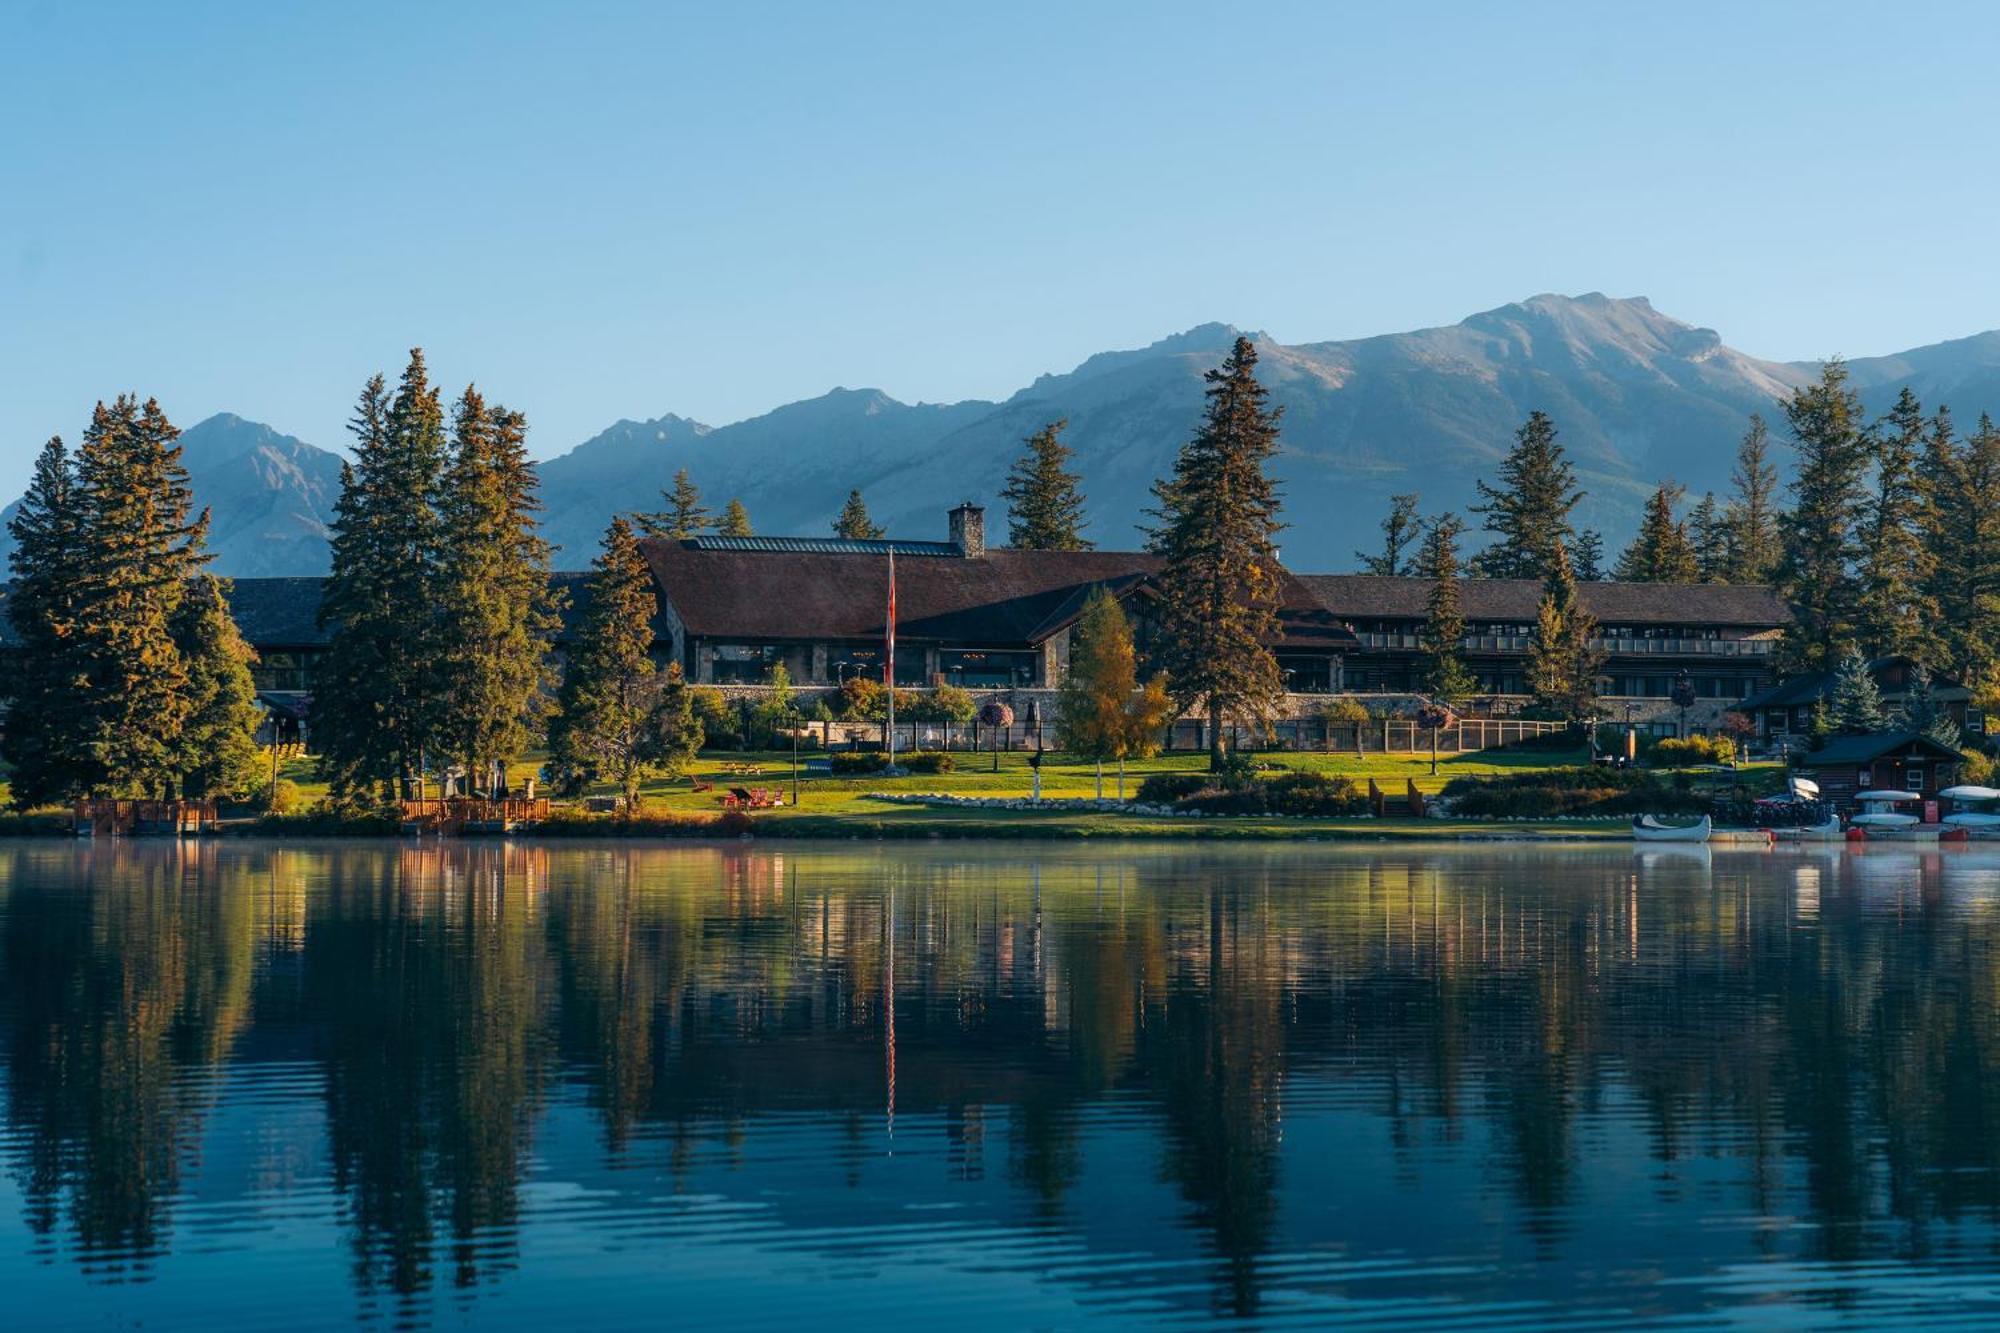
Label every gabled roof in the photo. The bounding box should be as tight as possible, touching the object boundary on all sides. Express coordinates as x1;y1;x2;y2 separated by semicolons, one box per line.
1300;574;1790;628
642;540;1357;650
1801;730;1965;766
684;534;963;557
224;576;331;646
1741;656;1969;711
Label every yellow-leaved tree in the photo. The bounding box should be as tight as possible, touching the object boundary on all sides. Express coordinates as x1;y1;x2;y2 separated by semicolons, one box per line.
1055;587;1173;799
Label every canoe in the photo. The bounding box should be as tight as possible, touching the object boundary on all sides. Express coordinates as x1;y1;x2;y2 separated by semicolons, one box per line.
1633;814;1712;843
1852;811;1921;828
1940;785;2000;801
1856;790;1923;803
1774;817;1845;842
1944;811;2000;828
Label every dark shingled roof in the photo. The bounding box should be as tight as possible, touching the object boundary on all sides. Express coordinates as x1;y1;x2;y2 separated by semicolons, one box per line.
224;576;330;646
642;540;1358;650
1801;730;1965;766
1741;656;1970;711
1299;574;1790;628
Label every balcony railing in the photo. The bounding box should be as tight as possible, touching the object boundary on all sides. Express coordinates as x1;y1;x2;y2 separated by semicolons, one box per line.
1355;631;1775;656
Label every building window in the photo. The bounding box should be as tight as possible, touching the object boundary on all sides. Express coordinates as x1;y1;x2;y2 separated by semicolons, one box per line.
938;649;1037;688
711;643;781;684
1276;656;1333;693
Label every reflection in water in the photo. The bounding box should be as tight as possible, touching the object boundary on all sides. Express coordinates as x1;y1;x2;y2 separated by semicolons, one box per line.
3;841;2000;1326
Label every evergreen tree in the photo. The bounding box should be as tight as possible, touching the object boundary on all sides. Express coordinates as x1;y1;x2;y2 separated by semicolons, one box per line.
1829;647;1888;734
1414;514;1475;705
1855;387;1934;657
1525;542;1605;721
434;390;563;791
1145;337;1287;771
1356;493;1420;575
646;661;704;782
1572;529;1605;582
1777;361;1870;671
1928;413;2000;683
1688;491;1728;582
1055;587;1172;797
1722;414;1782;584
1896;660;1963;748
832;489;885;539
316;352;450;802
1;437;90;807
1470;411;1581;580
169;574;264;800
717;498;754;537
548;518;686;808
639;468;709;540
1000;419;1093;550
69;396;210;796
1615;483;1699;582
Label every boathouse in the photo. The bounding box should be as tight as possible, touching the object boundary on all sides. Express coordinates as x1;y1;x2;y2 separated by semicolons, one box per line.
1795;731;1967;815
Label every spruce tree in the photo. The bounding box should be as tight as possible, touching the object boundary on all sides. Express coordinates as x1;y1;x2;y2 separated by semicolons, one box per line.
69;396;210;796
1688;492;1728;583
1855;387;1934;658
1414;514;1475;705
1572;529;1605;582
1146;336;1286;771
1;437;90;807
1929;413;2000;682
548;517;684;808
1896;660;1963;748
1829;647;1887;734
640;468;709;540
1054;586;1171;797
833;490;885;539
1470;411;1581;580
718;498;754;537
1000;419;1093;550
646;662;704;783
1614;483;1699;582
169;573;264;800
1525;542;1604;721
1722;415;1782;584
1356;493;1420;575
1777;361;1870;671
434;390;563;791
316;351;450;802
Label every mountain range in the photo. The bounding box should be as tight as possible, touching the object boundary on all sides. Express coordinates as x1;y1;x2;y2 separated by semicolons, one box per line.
15;293;2000;576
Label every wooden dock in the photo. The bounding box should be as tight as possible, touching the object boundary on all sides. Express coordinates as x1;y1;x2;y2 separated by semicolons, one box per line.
398;797;551;835
73;799;218;838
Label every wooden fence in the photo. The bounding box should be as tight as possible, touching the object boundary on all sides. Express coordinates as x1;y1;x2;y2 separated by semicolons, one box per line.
74;799;218;837
399;797;551;833
848;715;1570;757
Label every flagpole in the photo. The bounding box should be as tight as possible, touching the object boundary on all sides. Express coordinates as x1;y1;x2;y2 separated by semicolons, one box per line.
885;546;898;771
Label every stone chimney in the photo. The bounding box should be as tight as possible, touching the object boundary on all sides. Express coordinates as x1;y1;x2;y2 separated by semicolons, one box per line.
949;501;986;558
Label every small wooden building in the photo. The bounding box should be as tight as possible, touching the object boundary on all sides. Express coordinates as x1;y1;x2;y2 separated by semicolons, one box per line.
1797;731;1966;815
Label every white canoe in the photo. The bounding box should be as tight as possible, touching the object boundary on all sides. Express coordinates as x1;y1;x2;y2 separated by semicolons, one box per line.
1857;790;1923;803
1853;811;1921;828
1633;814;1712;843
1774;818;1845;841
1944;811;2000;828
1790;777;1822;799
1940;785;2000;801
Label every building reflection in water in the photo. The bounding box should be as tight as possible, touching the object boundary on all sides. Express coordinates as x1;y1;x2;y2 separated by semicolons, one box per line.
6;842;2000;1324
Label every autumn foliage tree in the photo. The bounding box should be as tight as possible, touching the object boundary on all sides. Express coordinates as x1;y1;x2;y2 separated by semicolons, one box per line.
1054;587;1172;798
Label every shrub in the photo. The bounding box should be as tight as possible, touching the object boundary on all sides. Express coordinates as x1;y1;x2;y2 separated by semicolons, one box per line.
1176;786;1269;815
1441;765;1705;817
902;751;954;774
1650;735;1734;767
1262;770;1368;816
691;687;742;749
1136;772;1209;804
1961;750;1996;785
831;752;888;775
262;778;301;815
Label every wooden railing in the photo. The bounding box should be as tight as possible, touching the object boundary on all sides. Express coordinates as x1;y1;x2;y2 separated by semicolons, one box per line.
74;799;218;837
398;797;551;832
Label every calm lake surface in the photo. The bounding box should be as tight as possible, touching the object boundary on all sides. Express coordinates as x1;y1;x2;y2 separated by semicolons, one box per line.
5;840;2000;1329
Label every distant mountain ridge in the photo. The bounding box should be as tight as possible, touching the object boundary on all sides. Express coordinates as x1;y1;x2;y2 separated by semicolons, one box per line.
18;294;2000;576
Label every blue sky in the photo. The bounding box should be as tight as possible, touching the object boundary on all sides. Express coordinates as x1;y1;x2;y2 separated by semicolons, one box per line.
4;0;1999;492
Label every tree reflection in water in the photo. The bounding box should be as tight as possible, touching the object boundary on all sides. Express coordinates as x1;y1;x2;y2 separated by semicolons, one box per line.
3;842;2000;1324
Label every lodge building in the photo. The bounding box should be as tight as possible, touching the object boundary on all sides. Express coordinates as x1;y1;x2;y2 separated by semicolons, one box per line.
6;503;1794;738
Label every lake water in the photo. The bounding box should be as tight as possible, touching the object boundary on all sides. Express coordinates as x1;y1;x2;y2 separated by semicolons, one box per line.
4;840;2000;1329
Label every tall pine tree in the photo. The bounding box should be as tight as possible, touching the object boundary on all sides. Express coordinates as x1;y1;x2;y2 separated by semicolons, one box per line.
1572;529;1605;581
1828;647;1888;735
1614;483;1699;582
1926;412;2000;682
434;390;564;790
1471;411;1581;580
1146;336;1286;770
69;396;210;796
1855;387;1934;658
1000;419;1093;550
639;468;709;539
1;437;90;807
1526;541;1604;721
1356;493;1421;575
1415;514;1475;705
1722;415;1782;584
832;490;885;539
169;573;265;800
1688;492;1728;583
316;351;450;802
1777;361;1870;671
718;498;754;537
